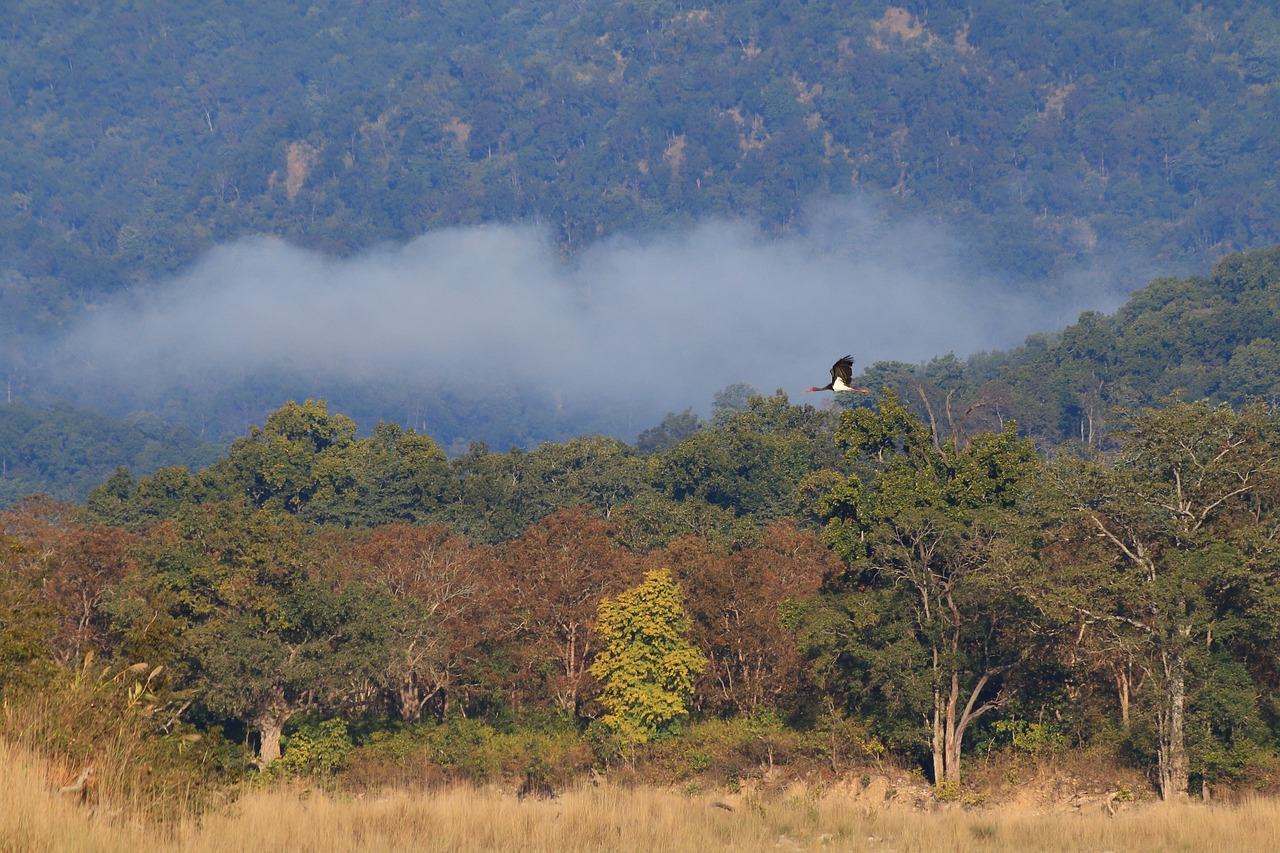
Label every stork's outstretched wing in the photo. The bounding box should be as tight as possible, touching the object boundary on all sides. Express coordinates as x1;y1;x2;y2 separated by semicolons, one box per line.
830;355;854;386
805;354;868;394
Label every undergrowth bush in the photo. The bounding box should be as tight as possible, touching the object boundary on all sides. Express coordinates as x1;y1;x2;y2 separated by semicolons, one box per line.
260;717;354;783
340;716;593;793
639;709;885;788
984;719;1067;758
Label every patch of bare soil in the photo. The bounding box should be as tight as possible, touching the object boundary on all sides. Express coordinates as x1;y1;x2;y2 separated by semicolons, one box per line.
963;750;1156;816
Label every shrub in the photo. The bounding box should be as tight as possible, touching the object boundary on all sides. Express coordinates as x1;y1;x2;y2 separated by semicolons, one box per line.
265;718;353;780
341;717;592;792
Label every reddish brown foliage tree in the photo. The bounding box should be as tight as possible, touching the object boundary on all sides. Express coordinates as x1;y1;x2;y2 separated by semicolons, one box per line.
1;497;137;667
660;521;837;715
495;507;642;715
346;523;493;722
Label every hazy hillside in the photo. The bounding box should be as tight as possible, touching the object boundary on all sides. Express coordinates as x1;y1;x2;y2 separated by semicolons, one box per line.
5;244;1280;506
848;244;1280;448
6;1;1280;318
6;1;1280;494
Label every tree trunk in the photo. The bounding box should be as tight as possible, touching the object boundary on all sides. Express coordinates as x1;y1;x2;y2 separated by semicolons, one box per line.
396;677;424;723
252;688;296;768
943;733;962;784
1158;644;1189;801
938;665;1003;787
1115;668;1131;730
255;713;286;767
930;703;944;785
943;671;962;785
930;645;945;784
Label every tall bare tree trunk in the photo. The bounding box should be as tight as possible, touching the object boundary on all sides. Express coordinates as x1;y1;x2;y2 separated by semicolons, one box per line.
936;658;1005;786
944;671;962;784
931;703;945;784
1158;643;1189;801
1115;669;1131;729
930;646;945;784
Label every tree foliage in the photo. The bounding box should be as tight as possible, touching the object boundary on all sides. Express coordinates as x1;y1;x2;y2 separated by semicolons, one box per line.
7;279;1280;796
840;246;1280;456
5;0;1279;314
122;502;395;765
802;390;1044;784
590;568;705;742
9;2;1280;464
662;521;837;715
1050;400;1280;798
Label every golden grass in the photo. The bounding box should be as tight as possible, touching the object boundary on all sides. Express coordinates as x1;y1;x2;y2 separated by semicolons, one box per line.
6;739;1280;853
1;663;224;828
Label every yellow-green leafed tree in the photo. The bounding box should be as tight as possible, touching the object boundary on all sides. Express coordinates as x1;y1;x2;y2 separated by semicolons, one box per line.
590;569;705;742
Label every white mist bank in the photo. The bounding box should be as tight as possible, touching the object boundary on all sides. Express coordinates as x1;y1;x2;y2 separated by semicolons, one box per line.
42;200;1132;432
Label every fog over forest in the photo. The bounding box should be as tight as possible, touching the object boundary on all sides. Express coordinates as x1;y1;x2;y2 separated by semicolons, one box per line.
37;198;1136;442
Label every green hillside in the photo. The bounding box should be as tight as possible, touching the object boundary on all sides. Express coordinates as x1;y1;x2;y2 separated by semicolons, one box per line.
848;244;1280;448
0;401;223;506
5;0;1280;337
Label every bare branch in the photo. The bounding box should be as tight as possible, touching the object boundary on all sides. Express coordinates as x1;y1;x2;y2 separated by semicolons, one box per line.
1080;511;1155;577
916;384;942;455
1069;604;1155;636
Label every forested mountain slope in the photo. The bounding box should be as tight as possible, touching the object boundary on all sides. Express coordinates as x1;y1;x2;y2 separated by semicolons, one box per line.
5;0;1280;340
7;2;1280;502
0;401;222;507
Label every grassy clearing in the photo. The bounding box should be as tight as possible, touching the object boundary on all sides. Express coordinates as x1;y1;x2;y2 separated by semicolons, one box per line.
7;739;1280;853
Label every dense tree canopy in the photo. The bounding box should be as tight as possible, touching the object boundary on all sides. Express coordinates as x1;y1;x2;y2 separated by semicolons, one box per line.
844;246;1280;454
5;368;1280;800
801;391;1043;784
1049;401;1280;799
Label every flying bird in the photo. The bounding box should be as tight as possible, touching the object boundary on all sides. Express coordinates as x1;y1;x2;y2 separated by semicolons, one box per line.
805;355;870;394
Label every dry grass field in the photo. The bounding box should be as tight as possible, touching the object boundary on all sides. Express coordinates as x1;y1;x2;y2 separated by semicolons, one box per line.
6;740;1280;853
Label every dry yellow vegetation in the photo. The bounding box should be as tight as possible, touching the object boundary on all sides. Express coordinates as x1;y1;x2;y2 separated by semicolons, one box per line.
6;740;1280;853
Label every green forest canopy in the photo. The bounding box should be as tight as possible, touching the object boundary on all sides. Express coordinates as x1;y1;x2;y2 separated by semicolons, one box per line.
8;1;1280;483
5;0;1280;335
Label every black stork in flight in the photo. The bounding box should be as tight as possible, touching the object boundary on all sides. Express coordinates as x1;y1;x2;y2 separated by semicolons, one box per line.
805;355;870;394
